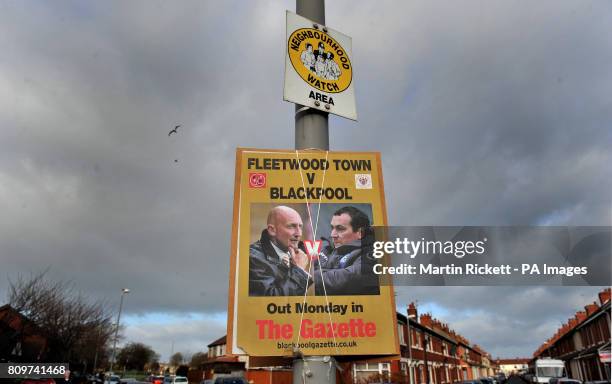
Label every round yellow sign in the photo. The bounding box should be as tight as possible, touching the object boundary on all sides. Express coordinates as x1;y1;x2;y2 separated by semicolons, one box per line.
288;28;352;94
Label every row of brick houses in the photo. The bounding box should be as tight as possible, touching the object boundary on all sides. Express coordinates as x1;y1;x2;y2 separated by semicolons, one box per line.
532;288;611;382
194;303;499;384
0;304;48;362
393;303;498;384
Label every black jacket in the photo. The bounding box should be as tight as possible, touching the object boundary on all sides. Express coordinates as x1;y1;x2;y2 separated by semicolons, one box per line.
313;232;379;296
248;230;311;296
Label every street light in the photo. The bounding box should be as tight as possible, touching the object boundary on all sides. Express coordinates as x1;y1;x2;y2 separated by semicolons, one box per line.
407;314;416;384
93;324;104;373
110;288;130;373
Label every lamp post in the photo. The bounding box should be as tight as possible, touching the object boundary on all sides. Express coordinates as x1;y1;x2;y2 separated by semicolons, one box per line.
93;324;103;373
407;314;416;384
424;334;431;384
110;288;130;373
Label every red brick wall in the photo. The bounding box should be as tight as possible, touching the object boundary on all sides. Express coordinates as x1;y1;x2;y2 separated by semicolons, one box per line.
245;370;292;384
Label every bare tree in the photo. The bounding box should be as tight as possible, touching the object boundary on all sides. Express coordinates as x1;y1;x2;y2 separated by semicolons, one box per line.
169;352;184;367
7;270;116;369
189;351;208;368
117;342;158;371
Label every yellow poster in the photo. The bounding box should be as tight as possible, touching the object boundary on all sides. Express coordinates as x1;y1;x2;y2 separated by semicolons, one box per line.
227;148;398;357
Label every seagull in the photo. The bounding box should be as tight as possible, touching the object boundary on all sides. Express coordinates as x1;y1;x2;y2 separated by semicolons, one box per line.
168;125;181;136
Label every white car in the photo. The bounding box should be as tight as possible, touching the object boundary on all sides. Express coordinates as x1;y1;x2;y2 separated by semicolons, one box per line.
163;376;188;384
105;376;121;384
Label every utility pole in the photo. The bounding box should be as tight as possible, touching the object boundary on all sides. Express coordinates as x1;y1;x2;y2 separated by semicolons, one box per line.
408;313;417;384
93;325;102;373
110;288;130;373
295;0;329;151
292;2;335;384
424;334;431;384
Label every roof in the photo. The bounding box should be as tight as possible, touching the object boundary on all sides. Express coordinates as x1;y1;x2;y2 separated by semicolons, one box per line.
495;358;530;365
397;311;461;346
207;335;226;348
575;300;611;330
0;304;42;333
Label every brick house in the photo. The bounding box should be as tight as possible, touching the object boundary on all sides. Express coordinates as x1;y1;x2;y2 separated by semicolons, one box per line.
0;304;48;362
533;288;611;382
494;358;530;376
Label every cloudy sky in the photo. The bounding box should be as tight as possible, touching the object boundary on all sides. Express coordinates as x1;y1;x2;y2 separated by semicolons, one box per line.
1;0;610;361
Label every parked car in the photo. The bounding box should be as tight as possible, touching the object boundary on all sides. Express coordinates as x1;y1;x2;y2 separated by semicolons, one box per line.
104;375;121;384
495;373;507;384
163;376;188;384
22;379;56;384
528;358;567;384
480;378;495;384
150;376;165;384
549;379;581;384
213;377;249;384
453;381;482;384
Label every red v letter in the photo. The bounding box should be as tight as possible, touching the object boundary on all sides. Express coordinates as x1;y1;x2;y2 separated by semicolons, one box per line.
303;240;322;260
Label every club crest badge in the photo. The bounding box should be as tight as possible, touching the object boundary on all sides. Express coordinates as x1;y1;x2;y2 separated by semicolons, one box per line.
249;173;266;188
355;174;372;189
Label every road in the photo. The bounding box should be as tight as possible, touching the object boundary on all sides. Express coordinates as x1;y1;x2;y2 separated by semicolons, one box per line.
506;375;529;384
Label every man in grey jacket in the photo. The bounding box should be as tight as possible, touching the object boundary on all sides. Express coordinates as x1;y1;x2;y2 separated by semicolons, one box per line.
249;206;311;296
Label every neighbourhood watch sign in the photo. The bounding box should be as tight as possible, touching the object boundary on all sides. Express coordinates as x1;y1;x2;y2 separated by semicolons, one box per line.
284;11;357;121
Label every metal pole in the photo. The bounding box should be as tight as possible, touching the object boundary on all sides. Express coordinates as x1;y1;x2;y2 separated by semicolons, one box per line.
292;356;336;384
110;289;129;373
93;325;101;373
293;1;334;384
408;316;415;384
424;335;430;384
295;0;329;150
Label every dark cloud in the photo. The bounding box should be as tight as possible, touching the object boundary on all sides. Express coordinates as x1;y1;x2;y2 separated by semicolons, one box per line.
1;0;609;359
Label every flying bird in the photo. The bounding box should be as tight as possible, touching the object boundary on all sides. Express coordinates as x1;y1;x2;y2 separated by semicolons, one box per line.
168;125;181;136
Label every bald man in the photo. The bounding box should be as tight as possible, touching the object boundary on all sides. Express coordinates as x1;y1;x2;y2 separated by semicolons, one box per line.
249;206;311;296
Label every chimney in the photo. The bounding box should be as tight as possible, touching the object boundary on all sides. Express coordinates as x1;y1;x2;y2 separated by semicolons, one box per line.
408;302;418;320
599;289;611;305
442;323;450;334
420;313;433;327
575;311;587;323
561;323;569;334
584;302;599;316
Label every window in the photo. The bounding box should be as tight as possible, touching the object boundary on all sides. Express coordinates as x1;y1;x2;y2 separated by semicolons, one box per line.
398;324;406;345
425;336;433;351
354;362;391;383
536;367;566;377
412;328;419;347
